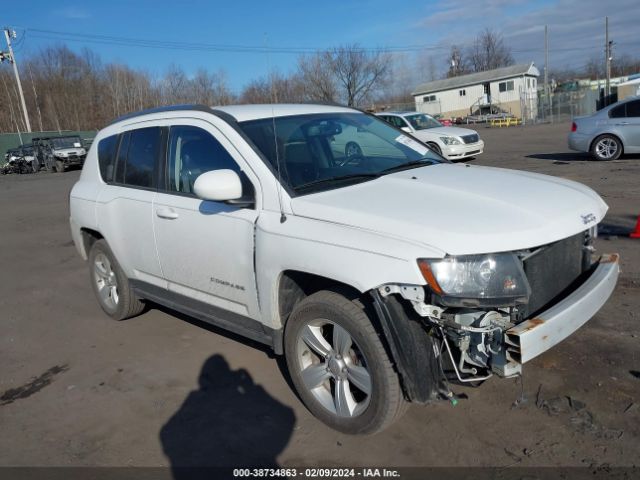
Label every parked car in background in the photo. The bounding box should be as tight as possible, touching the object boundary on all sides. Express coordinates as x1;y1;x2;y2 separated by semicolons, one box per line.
569;96;640;160
32;135;87;173
433;114;453;126
1;144;38;174
376;112;484;161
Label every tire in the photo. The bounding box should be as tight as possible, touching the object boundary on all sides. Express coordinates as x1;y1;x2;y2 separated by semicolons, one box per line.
284;290;406;435
88;239;145;321
55;160;64;173
591;134;622;161
427;142;442;156
345;142;363;158
45;155;55;173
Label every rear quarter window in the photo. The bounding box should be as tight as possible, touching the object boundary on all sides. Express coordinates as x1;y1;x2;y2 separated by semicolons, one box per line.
97;135;119;182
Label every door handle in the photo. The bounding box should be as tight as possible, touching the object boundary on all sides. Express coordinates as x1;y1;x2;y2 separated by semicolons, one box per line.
156;208;179;220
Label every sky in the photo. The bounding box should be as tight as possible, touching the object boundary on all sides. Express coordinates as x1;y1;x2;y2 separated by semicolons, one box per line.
3;0;640;93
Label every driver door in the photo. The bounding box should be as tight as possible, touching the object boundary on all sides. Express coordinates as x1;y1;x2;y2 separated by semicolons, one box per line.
152;121;260;320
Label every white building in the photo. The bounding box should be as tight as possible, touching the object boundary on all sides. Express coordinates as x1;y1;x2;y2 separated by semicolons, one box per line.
412;63;540;120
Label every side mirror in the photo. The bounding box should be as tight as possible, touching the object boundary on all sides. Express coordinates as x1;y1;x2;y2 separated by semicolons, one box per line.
193;169;242;202
401;126;412;133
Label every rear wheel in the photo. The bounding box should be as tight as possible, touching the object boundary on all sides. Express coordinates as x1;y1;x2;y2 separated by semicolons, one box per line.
591;134;622;160
284;291;406;435
88;239;145;320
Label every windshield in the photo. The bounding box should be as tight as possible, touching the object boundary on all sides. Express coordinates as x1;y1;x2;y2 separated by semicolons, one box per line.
238;112;445;195
405;114;442;130
51;137;82;149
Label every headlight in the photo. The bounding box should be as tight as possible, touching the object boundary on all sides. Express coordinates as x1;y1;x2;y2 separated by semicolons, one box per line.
55;152;67;158
418;253;530;305
439;136;461;145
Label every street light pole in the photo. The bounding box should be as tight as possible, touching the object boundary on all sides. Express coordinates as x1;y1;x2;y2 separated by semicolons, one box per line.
2;28;31;132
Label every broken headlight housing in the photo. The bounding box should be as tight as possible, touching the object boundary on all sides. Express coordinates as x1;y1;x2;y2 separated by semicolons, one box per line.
418;253;530;307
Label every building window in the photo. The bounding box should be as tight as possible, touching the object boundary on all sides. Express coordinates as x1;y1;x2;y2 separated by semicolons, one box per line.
527;78;530;89
423;94;436;103
498;80;515;93
459;89;466;96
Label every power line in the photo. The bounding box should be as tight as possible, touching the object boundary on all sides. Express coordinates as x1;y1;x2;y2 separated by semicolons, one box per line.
22;27;640;56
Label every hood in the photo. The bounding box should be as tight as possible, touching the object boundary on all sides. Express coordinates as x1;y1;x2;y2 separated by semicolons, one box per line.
412;126;477;139
290;163;607;256
54;148;86;155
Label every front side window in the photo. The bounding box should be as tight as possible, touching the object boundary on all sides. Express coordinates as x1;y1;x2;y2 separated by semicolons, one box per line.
239;113;445;196
166;125;241;195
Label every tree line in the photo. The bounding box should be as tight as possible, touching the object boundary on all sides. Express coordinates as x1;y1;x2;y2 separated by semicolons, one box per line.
0;44;395;134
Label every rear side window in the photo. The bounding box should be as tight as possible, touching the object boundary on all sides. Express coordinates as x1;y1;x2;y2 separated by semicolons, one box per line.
626;100;640;118
114;127;161;189
97;135;118;182
609;104;626;118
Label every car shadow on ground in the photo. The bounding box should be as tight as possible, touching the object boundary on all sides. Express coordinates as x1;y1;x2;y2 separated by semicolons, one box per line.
160;354;296;478
525;152;591;162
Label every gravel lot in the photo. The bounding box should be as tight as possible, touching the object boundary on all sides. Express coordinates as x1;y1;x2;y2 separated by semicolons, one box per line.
1;123;639;471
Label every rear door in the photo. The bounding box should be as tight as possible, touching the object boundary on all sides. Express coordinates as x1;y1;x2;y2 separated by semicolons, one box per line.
622;100;640;150
96;127;165;288
152;120;261;320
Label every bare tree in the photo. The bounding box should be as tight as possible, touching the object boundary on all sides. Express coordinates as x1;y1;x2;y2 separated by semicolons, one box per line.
239;71;304;104
297;53;338;103
467;29;514;72
329;45;392;106
298;45;391;107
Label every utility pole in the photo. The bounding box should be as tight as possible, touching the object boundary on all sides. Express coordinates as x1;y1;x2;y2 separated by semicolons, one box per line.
544;24;549;120
2;28;31;132
605;17;611;97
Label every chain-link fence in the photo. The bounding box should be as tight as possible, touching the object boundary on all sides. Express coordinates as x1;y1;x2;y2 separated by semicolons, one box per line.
536;88;600;124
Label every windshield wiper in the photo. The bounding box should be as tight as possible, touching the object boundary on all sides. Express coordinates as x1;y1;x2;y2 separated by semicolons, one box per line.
294;173;380;192
379;159;436;175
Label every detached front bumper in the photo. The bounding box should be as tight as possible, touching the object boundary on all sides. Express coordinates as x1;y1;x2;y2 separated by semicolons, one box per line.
504;253;619;365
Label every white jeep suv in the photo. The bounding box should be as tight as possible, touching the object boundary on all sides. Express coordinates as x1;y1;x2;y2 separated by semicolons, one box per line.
70;104;619;434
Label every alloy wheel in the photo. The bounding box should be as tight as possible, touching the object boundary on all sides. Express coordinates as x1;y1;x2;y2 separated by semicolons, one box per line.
93;252;119;309
296;319;372;418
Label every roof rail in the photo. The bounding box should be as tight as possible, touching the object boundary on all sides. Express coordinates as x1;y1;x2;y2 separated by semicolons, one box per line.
107;104;214;126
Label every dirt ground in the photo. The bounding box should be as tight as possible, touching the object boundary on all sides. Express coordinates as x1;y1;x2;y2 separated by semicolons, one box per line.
1;123;639;471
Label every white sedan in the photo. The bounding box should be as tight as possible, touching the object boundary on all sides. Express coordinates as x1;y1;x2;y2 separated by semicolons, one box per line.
376;112;484;161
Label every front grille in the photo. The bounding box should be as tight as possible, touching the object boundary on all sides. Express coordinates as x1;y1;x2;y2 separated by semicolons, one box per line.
521;232;586;318
461;133;479;144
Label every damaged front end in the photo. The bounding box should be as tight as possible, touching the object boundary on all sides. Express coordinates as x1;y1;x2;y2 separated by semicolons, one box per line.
373;229;619;400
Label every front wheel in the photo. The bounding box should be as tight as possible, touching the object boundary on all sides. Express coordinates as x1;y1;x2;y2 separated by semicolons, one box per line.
591;134;622;160
284;291;406;435
88;239;145;320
